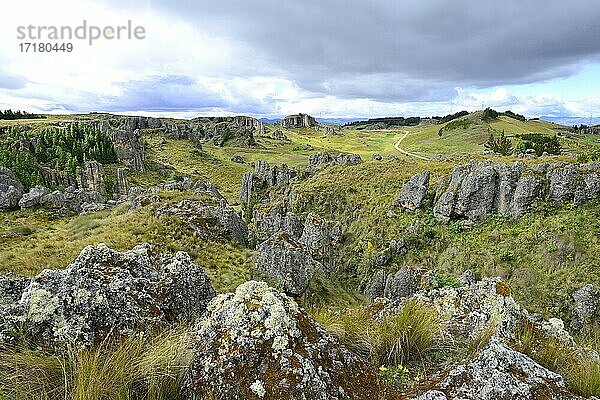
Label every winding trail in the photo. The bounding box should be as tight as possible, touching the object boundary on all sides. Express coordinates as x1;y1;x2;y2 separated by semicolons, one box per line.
393;130;430;161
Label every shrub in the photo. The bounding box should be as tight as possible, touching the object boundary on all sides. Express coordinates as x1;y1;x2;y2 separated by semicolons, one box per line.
438;118;473;136
438;111;469;124
514;133;561;155
502;110;526;121
484;130;513;156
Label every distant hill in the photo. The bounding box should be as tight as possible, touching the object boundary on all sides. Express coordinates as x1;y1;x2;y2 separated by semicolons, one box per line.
541;116;600;127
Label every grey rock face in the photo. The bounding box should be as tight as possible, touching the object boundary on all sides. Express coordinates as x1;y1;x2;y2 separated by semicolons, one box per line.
279;113;316;128
18;186;50;209
271;129;289;141
571;284;598;332
240;160;297;205
156;199;248;246
432;161;600;222
252;205;304;243
39;190;66;210
395;171;430;210
364;266;422;301
76;161;106;196
0;167;23;210
113;168;129;196
0;243;215;348
255;233;322;296
299;213;342;274
185;281;382;399
309;152;363;168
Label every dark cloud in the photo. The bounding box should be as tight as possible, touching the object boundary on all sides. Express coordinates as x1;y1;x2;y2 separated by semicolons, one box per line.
102;0;600;102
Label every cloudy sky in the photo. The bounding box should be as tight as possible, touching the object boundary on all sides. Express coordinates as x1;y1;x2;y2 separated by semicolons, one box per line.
2;0;600;118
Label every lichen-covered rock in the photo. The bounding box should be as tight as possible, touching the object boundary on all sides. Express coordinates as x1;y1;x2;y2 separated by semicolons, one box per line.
255;232;322;296
395;171;430;210
419;336;577;400
18;186;49;209
157;199;248;246
571;284;598;332
271;129;290;141
299;213;342;274
0;167;23;210
113;168;130;196
39;190;66;210
0;243;215;348
185;281;388;400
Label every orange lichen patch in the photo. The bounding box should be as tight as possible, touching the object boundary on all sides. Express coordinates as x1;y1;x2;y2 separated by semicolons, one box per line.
495;281;511;297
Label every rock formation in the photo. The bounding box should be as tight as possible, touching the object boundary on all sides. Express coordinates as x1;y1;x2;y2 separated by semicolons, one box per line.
255;233;322;296
571;284;598;332
76;161;106;195
397;161;600;222
0;243;215;348
280;113;316;128
113;168;130;196
395;171;430;210
156;199;248;246
271;129;290;141
0;167;24;210
308;152;363;168
364;266;423;301
18;186;49;209
251;204;304;243
240;160;297;205
299;212;342;274
184;281;387;399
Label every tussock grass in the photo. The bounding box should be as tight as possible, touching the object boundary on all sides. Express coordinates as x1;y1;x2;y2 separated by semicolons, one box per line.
515;322;600;397
311;299;440;367
0;328;191;400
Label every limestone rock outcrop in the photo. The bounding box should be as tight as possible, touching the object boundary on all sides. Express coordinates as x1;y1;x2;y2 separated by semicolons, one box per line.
397;161;600;223
0;243;215;348
0;167;24;210
299;212;342;274
571;284;598;332
255;233;322;296
395;171;430;210
185;281;387;399
251;205;304;243
156;199;248;246
18;186;49;209
309;152;363;168
113;168;130;196
76;161;106;196
364;266;423;302
280;113;316;128
240;160;297;205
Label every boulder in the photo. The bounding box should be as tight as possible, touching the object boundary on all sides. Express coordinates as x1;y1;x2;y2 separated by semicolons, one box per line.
39;190;66;210
18;186;50;209
395;171;430;210
271;129;289;141
184;281;386;399
240;161;297;205
230;154;245;163
371;154;383;161
417;337;577;400
0;167;23;210
299;213;342;274
156;199;248;246
0;243;215;348
255;232;321;296
571;284;598;332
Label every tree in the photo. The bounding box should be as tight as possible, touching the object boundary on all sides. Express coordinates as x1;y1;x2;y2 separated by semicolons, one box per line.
484;130;513;156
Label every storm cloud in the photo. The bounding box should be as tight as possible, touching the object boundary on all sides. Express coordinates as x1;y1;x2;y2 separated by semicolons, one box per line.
103;0;600;101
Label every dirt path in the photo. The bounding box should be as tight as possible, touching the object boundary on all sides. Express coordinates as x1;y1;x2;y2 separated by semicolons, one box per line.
394;130;430;161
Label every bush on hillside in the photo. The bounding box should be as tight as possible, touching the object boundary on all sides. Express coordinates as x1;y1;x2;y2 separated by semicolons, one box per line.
514;133;561;156
484;130;513;156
